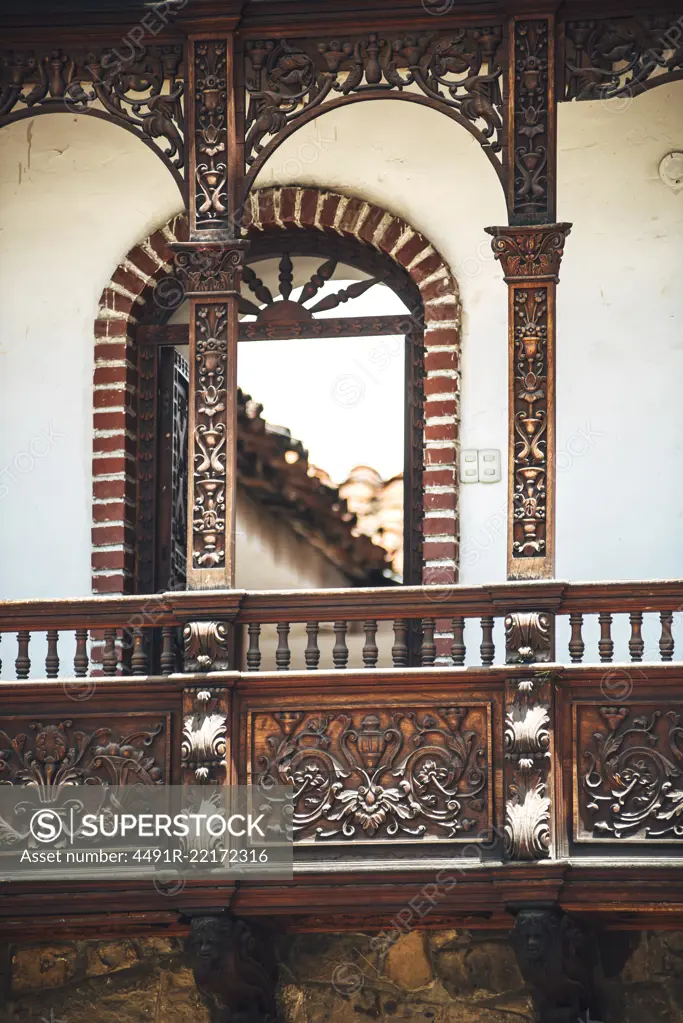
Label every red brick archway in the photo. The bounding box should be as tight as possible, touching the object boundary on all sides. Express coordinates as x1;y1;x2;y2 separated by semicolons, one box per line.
92;188;461;596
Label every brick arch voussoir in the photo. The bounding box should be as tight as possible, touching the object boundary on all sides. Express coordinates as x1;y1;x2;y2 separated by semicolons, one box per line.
92;189;461;618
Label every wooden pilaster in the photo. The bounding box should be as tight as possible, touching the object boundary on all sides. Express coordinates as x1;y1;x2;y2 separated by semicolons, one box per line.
174;29;248;590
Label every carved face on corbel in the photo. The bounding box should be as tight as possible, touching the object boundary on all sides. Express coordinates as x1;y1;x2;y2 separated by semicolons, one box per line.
186;917;225;978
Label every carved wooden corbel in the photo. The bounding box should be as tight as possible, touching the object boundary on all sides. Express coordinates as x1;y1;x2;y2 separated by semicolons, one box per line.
505;611;554;664
181;685;229;784
184;620;232;672
511;906;597;1023
185;914;278;1023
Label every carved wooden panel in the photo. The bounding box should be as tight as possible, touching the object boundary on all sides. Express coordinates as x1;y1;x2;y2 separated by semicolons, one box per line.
0;713;170;786
574;703;683;843
249;704;492;843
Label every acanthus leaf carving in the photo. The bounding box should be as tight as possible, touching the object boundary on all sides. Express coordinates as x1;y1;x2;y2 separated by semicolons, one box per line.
504;675;552;861
183;622;231;672
254;705;490;843
181;687;228;784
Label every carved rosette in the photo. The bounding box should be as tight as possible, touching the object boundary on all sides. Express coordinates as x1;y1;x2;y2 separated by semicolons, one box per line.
181;687;228;783
186;915;277;1022
504;674;552;861
509;18;554;223
253;705;491;843
486;224;571;580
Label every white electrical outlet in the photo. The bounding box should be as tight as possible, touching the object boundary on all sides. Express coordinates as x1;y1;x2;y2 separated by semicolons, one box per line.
478;449;502;483
460;449;479;483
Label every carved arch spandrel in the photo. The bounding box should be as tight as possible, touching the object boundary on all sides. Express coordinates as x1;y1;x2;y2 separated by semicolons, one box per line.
92;187;462;609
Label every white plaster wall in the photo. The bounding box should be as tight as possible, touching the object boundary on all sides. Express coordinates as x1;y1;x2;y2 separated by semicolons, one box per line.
0;114;182;599
0;90;681;602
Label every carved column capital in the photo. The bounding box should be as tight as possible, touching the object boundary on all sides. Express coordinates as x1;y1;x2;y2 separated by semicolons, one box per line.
510;906;597;1023
185;914;278;1023
485;223;572;282
184;620;232;672
505;611;554;664
171;240;249;298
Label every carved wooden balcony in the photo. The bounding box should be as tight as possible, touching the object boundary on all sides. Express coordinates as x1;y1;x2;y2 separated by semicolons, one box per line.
0;579;682;939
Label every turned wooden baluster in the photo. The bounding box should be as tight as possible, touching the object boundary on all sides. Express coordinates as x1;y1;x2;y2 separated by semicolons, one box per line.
421;617;436;666
598;612;614;663
568;613;584;664
451;616;466;666
332;621;349;669
160;626;175;675
45;630;60;678
131;627;149;675
275;623;291;671
480;616;495;666
304;622;320;670
659;611;674;662
16;631;30;679
362;620;379;668
629;611;644;662
74;629;89;677
392;620;408;667
102;628;119;676
246;623;262;671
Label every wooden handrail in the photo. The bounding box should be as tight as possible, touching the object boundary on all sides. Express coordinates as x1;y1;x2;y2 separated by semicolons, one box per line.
0;579;681;631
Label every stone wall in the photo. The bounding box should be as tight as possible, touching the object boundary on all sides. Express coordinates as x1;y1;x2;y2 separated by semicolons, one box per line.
2;929;682;1022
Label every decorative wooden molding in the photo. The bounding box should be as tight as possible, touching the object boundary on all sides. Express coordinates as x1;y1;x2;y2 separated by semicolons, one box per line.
504;674;552;861
486;223;571;580
508;15;557;224
0;44;185;193
185;915;278;1023
243;29;507;197
510;907;597;1023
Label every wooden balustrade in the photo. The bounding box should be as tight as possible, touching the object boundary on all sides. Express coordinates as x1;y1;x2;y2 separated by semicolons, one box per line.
0;579;680;677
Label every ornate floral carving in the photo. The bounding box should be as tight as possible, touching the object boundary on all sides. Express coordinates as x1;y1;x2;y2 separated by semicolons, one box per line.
505;611;553;664
186;915;277;1023
254;706;489;842
0;717;165;788
564;16;683;102
193;40;229;231
511;908;595;1023
580;705;683;841
190;305;229;570
183;622;231;672
244;29;506;173
0;46;184;182
510;19;553;222
487;225;572;283
182;687;228;783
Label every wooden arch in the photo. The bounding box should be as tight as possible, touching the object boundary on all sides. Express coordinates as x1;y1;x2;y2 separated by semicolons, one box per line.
91;187;461;598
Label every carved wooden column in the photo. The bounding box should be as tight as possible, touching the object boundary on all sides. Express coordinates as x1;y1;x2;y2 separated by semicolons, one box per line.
486;224;571;580
173;31;247;591
487;12;571;582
